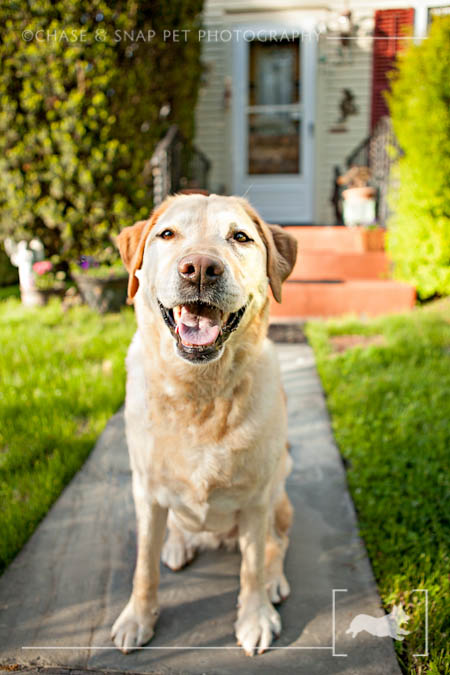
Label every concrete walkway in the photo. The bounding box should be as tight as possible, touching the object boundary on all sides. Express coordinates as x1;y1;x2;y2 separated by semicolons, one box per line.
0;344;400;675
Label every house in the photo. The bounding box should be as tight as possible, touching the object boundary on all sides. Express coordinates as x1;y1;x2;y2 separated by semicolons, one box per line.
194;1;449;226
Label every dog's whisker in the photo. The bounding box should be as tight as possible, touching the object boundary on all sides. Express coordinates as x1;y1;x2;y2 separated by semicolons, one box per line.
241;183;254;199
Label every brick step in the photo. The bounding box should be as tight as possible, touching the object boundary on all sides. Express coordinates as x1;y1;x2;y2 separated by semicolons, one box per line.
270;280;416;319
291;250;389;281
284;225;385;253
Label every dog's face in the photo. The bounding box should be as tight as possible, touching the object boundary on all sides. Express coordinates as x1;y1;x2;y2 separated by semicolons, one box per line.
118;194;297;365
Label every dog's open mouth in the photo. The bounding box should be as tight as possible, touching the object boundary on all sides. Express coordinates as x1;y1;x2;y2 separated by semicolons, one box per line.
158;300;246;363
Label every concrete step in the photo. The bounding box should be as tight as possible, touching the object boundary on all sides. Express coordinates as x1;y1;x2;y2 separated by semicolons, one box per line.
284;226;385;253
270;280;416;319
291;250;389;281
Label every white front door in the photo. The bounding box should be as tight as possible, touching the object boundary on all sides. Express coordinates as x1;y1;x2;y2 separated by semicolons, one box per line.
232;27;316;224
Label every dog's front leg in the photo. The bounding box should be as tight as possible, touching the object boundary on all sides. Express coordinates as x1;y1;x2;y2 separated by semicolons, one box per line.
235;504;281;655
112;476;168;653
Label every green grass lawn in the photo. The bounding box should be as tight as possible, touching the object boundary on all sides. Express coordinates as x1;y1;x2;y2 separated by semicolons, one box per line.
0;297;136;573
306;300;450;675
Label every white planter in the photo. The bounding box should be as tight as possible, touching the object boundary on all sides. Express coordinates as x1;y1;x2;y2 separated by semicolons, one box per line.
342;188;377;227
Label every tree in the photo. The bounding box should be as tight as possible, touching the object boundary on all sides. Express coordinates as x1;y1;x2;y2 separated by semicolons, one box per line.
0;0;204;266
386;16;450;299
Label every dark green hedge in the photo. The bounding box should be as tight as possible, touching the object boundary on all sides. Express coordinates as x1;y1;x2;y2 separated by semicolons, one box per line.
0;246;18;286
0;0;203;264
386;17;450;299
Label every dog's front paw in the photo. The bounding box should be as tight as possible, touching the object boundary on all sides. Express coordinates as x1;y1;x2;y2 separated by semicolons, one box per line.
234;593;281;656
266;571;290;604
111;597;159;654
161;534;196;571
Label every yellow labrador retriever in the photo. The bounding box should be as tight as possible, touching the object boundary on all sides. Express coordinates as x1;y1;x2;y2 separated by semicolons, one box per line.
112;193;297;656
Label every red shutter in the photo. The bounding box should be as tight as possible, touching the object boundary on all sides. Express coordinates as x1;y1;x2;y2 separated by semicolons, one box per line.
371;8;414;130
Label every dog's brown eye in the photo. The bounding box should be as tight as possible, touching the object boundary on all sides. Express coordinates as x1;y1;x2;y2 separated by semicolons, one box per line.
233;231;252;243
159;229;175;240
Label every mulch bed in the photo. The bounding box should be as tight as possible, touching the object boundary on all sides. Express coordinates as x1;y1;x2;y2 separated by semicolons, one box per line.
268;323;307;344
330;334;385;353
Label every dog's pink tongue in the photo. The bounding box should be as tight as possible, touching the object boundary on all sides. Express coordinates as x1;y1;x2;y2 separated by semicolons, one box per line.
177;305;221;346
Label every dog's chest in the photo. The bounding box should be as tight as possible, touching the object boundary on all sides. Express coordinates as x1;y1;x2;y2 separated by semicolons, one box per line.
151;445;249;532
125;331;278;532
156;484;239;532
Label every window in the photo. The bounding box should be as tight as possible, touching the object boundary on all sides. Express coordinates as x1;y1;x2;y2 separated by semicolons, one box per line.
247;38;302;175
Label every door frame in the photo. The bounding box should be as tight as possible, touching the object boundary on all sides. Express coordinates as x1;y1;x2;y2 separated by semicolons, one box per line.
231;21;317;224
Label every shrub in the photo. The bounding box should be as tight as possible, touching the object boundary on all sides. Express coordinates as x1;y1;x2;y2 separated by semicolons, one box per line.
0;245;18;286
0;0;203;266
386;17;450;299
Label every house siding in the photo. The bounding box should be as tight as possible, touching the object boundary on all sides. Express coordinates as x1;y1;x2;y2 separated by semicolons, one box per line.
195;3;230;194
315;31;373;224
194;0;428;224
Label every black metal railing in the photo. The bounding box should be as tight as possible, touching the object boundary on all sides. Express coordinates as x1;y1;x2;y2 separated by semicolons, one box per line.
333;116;401;226
147;125;211;206
346;135;370;169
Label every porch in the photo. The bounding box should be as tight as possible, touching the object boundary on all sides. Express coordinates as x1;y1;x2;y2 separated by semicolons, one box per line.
270;225;415;319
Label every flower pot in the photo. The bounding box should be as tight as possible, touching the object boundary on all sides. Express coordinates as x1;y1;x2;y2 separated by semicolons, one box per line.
342;186;376;201
74;274;128;313
362;228;385;251
342;187;377;227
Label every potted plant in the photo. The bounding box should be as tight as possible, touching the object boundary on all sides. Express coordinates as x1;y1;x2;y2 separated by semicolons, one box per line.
338;166;377;228
72;248;128;313
32;260;68;304
3;238;69;306
361;223;385;251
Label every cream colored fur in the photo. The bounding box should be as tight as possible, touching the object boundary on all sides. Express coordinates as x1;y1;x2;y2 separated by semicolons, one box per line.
111;194;296;656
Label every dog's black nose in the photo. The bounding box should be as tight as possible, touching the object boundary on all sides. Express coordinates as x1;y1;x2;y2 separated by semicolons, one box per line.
178;254;224;287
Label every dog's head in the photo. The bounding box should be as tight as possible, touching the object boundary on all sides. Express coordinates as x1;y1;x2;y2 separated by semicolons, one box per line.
117;194;297;365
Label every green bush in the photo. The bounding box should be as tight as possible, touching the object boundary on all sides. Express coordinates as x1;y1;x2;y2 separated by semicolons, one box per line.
386;17;450;299
0;245;18;286
0;0;203;265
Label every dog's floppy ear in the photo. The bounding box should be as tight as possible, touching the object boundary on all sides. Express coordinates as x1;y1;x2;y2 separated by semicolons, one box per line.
117;219;151;299
264;224;298;302
237;198;298;303
116;199;173;300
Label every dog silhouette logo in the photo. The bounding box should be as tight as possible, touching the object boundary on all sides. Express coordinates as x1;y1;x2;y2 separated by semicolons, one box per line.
346;604;411;640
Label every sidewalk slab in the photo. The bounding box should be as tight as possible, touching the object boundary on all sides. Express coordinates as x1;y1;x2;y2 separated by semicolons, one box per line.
0;344;401;675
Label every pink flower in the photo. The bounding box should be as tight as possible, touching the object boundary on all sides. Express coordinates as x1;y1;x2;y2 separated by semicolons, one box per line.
33;260;53;275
